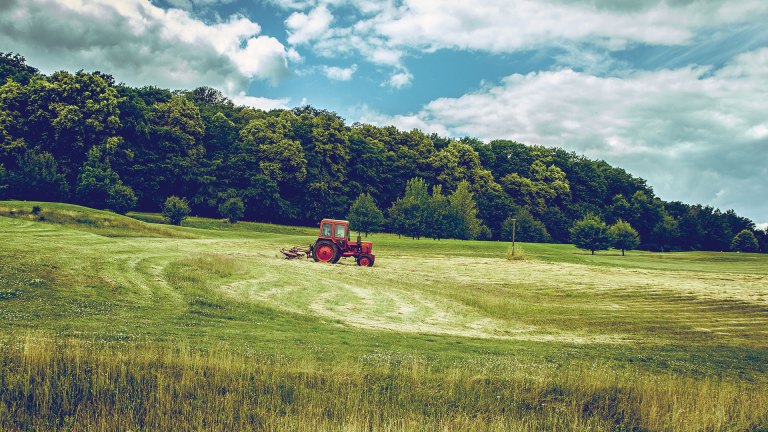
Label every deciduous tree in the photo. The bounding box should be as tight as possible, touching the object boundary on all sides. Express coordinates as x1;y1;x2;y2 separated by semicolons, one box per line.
608;220;640;256
570;214;611;255
347;192;384;236
731;229;759;252
162;196;190;225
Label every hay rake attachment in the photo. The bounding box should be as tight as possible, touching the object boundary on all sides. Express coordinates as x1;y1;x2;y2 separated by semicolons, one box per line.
280;245;313;259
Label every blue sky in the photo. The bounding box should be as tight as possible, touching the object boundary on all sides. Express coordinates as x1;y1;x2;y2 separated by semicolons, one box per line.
1;0;767;226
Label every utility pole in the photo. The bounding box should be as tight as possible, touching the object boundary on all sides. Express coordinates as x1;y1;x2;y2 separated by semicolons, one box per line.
511;218;517;256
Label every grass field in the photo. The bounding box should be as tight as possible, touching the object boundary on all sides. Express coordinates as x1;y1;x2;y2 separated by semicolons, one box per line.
1;201;767;430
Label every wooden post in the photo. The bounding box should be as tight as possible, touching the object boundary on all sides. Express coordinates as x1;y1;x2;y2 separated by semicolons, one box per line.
512;218;517;256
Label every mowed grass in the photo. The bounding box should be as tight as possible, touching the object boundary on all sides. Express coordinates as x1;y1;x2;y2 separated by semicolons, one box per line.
1;201;767;430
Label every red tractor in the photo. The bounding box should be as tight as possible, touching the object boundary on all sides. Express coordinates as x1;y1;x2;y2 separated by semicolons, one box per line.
312;219;375;266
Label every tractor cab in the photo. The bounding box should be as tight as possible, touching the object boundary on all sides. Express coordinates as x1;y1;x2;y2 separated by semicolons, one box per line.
313;219;375;266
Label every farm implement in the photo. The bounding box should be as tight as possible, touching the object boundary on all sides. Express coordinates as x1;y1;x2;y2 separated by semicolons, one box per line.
280;218;375;266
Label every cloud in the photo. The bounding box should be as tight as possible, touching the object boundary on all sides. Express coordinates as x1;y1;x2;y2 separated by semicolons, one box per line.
286;5;333;45
231;94;291;110
383;70;413;88
278;0;768;73
321;64;357;80
164;0;237;10
361;48;768;223
0;0;296;96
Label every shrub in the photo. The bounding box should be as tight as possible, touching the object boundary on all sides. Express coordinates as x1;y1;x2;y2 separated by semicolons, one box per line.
31;205;41;215
162;196;190;225
476;225;493;241
107;184;137;215
506;244;527;261
219;197;245;224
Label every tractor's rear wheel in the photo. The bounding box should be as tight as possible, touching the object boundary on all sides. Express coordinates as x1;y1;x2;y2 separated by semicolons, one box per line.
313;240;338;263
357;254;374;267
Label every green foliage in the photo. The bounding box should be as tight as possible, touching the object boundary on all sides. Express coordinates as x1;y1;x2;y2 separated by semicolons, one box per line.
347;192;384;236
0;163;6;198
219;197;245;224
501;211;551;243
731;229;759;253
8;148;69;201
449;180;482;240
389;177;431;239
0;52;39;85
162;196;191;225
239;113;306;183
76;146;121;208
608;220;640;256
106;184;137;215
0;54;758;252
570;214;611;255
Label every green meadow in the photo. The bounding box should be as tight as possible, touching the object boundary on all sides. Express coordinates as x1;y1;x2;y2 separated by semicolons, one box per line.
1;201;767;431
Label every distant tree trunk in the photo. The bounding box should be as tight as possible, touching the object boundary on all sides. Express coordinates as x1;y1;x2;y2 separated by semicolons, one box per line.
622;248;625;256
591;249;595;255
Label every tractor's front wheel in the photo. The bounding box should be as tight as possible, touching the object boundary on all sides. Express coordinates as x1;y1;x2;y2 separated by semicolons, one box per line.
357;254;374;267
313;240;338;263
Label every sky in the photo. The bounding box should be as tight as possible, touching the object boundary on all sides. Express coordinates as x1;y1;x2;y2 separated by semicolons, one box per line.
0;0;766;227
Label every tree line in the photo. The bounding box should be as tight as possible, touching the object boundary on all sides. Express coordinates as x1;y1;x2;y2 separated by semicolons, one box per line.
1;52;766;252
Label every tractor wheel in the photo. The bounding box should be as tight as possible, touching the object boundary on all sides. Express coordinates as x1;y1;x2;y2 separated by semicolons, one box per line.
357;254;374;267
313;240;338;263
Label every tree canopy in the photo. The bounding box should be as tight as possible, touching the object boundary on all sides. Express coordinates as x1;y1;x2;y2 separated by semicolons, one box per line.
0;52;763;251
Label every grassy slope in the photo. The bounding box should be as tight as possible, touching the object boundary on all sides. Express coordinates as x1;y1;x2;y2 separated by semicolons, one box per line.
1;201;767;430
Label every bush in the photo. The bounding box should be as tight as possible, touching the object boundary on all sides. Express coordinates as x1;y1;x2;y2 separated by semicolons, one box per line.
219;197;245;223
31;205;41;215
107;184;137;215
731;229;759;252
476;225;493;241
162;196;190;225
506;244;527;261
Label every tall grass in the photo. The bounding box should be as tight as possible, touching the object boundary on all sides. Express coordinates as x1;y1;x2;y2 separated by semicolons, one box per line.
1;336;766;431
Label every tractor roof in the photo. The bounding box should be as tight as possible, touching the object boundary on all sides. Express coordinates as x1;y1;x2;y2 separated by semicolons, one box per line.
320;218;349;224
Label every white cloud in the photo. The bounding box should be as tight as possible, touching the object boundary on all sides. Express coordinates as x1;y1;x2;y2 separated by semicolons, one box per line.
286;5;333;45
361;48;768;222
279;0;768;75
0;0;296;96
231;94;291;110
383;70;413;89
321;64;357;80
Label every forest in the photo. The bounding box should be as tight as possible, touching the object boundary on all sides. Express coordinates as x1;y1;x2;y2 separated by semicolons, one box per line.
1;52;765;252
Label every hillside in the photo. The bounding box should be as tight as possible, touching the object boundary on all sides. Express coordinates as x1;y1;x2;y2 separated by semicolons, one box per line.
1;203;767;429
1;52;765;253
